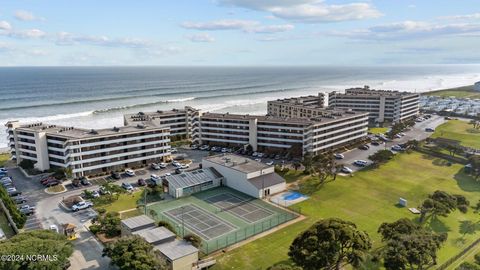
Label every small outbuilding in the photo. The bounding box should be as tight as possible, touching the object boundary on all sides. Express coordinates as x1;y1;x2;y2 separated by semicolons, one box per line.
120;215;156;236
165;167;223;198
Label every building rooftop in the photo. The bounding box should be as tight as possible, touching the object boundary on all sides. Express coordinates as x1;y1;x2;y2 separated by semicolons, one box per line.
15;122;168;139
248;172;285;189
124;106;199;125
203;154;271;174
121;215;156;230
166;167;223;190
201;112;314;125
334;86;418;97
154;239;198;261
132;226;176;245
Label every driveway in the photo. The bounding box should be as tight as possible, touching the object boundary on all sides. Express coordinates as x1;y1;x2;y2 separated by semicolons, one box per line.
339;115;445;172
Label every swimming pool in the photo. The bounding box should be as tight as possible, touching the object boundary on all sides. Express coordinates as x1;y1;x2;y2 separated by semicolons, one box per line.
282;191;308;201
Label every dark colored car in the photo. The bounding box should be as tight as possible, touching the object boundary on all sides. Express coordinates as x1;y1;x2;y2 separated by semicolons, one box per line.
359;144;370;150
175;168;184;174
111;171;121;180
42;178;59;186
137;178;146;186
45;181;60;187
80;177;91;186
40;177;55;185
371;141;380;146
8;190;22;197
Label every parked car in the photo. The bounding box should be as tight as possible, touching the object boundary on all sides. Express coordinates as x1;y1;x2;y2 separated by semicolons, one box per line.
0;168;7;173
391;145;405;152
111;171;121;179
91;190;100;198
180;163;190;169
221;148;228;153
190;144;198;150
425;127;435;132
354;160;368;167
334;153;344;159
274;154;281;160
199;145;210;151
151;163;161;170
71;201;93;212
371;140;381;146
175;168;184;174
40;177;55;185
13;196;27;204
6;187;16;193
8;190;22;197
266;161;274;166
125;169;135;177
252;152;258;157
257;153;264;158
45;180;60;187
99;187;111;195
170;148;178;153
159;162;167;168
80;177;91;186
341;166;353;173
359;144;370;150
137;178;146;186
151;174;161;181
19;205;35;215
121;182;134;191
49;224;59;233
255;158;261;162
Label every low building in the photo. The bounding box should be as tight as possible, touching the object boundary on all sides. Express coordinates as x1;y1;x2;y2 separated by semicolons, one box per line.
120;215;156;236
121;215;199;270
165;167;223;198
267;93;328;118
202;154;286;198
6;121;171;178
328;85;419;124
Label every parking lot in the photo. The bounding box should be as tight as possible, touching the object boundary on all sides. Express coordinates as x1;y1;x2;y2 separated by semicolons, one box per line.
338;115;445;173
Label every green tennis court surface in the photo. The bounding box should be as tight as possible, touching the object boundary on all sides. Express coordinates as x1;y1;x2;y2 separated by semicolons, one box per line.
147;186;298;254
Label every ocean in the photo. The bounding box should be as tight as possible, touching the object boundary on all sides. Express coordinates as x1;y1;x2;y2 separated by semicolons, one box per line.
1;65;479;148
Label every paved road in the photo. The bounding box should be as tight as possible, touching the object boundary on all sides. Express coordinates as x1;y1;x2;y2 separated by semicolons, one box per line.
340;115;445;172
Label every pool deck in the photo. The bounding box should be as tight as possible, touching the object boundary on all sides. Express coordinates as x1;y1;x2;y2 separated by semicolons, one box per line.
270;191;309;207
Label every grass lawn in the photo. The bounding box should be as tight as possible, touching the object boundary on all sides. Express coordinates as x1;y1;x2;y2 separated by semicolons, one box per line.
120;208;142;219
431;120;480;149
0;153;9;167
276;169;305;183
425;85;480;99
368;127;389;135
97;191;143;213
212;152;480;270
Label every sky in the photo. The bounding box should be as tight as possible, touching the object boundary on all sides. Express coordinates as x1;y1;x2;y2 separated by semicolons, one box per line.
0;0;479;66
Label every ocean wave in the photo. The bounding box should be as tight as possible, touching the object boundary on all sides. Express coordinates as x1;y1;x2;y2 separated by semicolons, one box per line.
1;110;94;124
92;97;196;114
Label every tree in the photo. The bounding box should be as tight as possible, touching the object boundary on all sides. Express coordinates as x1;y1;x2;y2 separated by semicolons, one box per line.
268;263;303;270
369;150;394;165
183;233;202;248
103;235;167;270
288;218;371;270
90;211;121;238
469;155;480;181
0;230;73;270
419;190;458;223
332;164;344;181
453;194;470;213
19;159;34;170
405;139;420;150
456;262;480;270
301;153;314;174
0;185;26;228
292;162;301;171
311;152;335;185
379;219;447;270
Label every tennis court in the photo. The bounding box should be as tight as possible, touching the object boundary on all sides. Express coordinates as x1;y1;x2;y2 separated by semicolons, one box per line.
164;204;236;240
205;193;273;223
147;187;299;254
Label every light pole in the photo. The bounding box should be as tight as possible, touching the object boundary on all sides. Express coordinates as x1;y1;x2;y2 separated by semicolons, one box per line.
181;206;185;237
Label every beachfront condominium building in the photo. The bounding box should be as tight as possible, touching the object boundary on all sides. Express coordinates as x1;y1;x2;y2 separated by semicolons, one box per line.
123;106;200;141
198;109;369;156
267;93;328;119
328;86;420;124
6;121;171;178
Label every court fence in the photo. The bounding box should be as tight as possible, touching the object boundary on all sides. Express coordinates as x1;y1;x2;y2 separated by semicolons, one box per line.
150;206;300;255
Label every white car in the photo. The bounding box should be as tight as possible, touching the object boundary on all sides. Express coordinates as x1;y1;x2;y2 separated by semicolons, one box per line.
180;164;190;169
252;152;258;157
172;162;181;168
170;148;178;153
164;173;171;177
6;187;16;193
221;148;228;153
151;174;161;181
334;153;345;159
255;158;261;162
257;153;264;158
354;160;368;167
71;201;93;212
266;161;274;166
49;224;59;233
151;163;161;170
159;162;167;168
125;169;135;176
341;166;353;173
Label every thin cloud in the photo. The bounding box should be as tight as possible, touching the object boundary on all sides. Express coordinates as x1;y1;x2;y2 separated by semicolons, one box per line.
14;10;45;21
186;33;215;43
439;13;480;21
0;21;12;31
56;32;150;48
181;19;294;33
217;0;382;23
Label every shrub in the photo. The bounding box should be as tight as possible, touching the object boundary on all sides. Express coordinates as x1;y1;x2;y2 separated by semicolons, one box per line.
19;159;34;170
89;224;101;234
158;221;175;232
475;252;480;265
457;262;480;270
183;233;202;248
0;186;26;228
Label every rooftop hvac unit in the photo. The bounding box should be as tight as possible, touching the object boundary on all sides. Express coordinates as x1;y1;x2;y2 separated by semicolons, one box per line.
90;129;99;135
113;127;120;132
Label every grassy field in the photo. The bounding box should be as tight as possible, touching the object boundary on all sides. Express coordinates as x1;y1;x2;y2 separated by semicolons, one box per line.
425;85;480;99
97;191;143;213
431;120;480;149
0;153;9;167
276;169;304;183
368;127;389;135
212;152;480;270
